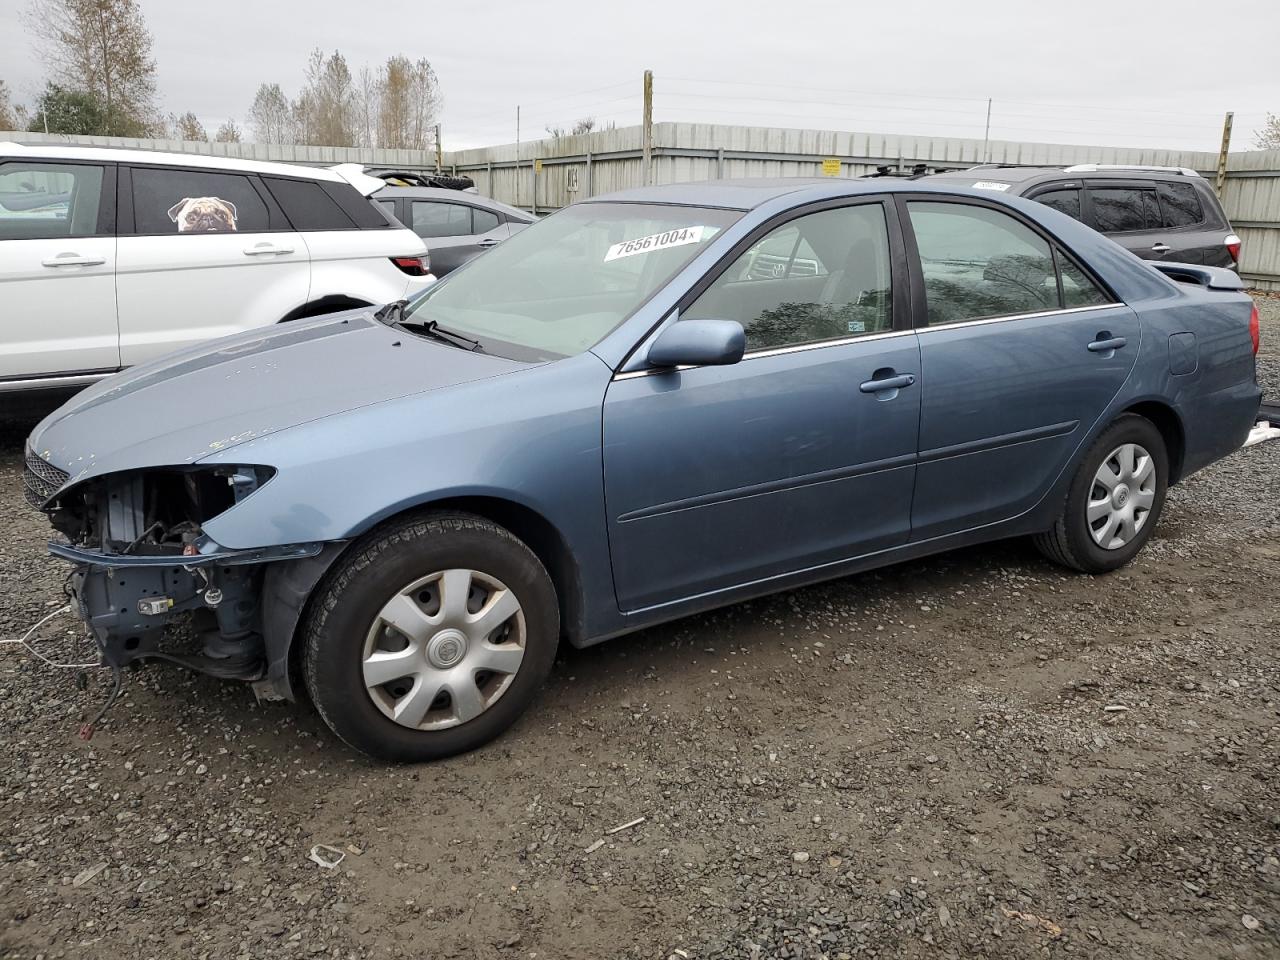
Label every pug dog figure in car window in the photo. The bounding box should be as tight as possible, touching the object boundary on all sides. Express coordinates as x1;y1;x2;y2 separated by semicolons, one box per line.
167;196;238;232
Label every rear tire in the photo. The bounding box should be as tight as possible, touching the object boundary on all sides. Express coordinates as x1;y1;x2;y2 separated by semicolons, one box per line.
1033;414;1168;574
302;512;558;762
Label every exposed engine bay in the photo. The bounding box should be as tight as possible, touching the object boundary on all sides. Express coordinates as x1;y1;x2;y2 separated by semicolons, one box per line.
27;449;330;695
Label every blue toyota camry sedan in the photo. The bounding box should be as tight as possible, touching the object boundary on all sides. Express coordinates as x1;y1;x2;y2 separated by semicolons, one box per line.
25;177;1262;760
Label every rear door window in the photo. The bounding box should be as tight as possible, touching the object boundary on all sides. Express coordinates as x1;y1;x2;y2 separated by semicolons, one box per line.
473;207;501;233
0;161;106;239
1156;181;1205;228
131;167;269;234
1032;188;1082;221
412;201;472;238
907;201;1059;324
1087;187;1154;233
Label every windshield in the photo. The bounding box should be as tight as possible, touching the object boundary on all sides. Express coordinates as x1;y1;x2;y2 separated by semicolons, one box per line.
405;201;741;360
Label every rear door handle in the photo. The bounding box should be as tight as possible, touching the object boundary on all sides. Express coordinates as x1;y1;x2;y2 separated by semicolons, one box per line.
1151;242;1171;254
243;243;293;256
1088;336;1128;353
477;238;501;248
41;254;105;267
859;372;916;394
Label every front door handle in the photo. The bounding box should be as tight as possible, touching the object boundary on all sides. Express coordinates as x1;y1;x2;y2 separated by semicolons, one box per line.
477;238;501;248
1151;242;1171;254
243;243;294;256
42;253;105;267
1088;335;1127;354
860;371;916;397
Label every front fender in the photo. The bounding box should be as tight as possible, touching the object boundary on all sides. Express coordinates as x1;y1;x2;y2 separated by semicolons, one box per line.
199;351;621;638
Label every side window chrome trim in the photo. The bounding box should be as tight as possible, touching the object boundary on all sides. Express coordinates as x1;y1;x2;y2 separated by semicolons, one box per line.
916;301;1118;334
611;328;917;381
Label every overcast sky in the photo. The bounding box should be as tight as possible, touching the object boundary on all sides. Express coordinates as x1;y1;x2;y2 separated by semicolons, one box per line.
2;0;1278;153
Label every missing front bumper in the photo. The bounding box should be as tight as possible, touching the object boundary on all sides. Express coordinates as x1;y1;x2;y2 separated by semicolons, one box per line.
55;539;325;680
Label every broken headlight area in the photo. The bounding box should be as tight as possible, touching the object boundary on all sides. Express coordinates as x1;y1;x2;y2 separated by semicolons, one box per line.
36;463;317;681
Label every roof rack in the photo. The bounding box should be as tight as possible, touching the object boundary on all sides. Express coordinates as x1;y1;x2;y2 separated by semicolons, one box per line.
867;163;936;179
1061;163;1202;177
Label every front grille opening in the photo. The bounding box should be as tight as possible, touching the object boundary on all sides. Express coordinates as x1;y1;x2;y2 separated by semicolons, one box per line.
24;448;69;510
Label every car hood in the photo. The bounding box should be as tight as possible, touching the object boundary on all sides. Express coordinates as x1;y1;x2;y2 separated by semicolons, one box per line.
29;310;527;485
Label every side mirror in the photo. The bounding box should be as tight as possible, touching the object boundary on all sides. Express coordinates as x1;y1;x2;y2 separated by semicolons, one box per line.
647;319;746;369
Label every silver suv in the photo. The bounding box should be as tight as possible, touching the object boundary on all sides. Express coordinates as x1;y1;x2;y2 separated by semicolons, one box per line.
371;171;535;276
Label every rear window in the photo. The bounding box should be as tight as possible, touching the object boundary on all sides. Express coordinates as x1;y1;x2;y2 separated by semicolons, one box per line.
263;177;355;231
1157;181;1205;228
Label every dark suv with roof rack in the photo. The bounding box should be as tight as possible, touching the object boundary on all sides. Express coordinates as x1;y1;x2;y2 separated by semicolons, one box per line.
924;164;1241;270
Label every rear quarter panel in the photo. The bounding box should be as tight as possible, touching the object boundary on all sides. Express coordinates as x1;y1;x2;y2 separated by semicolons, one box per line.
302;227;428;305
1123;278;1260;477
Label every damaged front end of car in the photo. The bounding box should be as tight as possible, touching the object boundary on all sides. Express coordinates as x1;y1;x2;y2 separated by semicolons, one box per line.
25;445;330;696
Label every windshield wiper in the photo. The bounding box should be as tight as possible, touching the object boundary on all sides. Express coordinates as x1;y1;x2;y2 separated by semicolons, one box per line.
378;301;483;352
415;321;483;352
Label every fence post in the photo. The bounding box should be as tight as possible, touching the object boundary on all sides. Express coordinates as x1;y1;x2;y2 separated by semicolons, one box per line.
585;151;593;197
486;160;493;196
642;69;654;186
716;147;724;179
530;160;537;216
1216;111;1234;199
434;124;442;173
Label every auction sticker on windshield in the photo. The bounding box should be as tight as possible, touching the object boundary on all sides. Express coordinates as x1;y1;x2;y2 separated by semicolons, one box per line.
605;226;707;262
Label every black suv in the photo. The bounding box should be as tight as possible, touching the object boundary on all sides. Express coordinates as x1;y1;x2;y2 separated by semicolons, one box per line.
923;164;1241;269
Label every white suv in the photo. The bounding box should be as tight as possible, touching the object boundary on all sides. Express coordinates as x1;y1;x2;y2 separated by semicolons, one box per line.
0;142;433;394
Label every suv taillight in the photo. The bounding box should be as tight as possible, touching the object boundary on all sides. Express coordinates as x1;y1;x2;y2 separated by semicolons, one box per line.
1250;303;1260;355
392;255;429;276
1226;234;1242;263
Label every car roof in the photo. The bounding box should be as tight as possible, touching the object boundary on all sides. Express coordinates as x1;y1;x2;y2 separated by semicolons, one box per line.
373;184;534;221
0;140;347;183
588;177;869;211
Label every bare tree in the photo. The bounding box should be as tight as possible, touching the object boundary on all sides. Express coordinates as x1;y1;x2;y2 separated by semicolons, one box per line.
26;0;159;136
0;81;16;130
247;83;294;144
294;48;358;146
356;65;380;148
1255;114;1280;151
546;116;605;139
169;110;206;141
214;118;242;143
378;55;440;150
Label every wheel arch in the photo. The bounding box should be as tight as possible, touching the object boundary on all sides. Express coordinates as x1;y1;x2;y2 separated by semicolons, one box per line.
1119;399;1186;483
278;294;374;323
262;494;586;703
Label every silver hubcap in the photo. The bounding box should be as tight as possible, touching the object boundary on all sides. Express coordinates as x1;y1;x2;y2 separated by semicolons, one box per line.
362;568;526;731
1088;442;1156;549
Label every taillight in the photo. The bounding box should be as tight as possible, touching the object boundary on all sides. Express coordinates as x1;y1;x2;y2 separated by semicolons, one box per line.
1225;233;1241;263
1250;303;1260;355
392;255;429;276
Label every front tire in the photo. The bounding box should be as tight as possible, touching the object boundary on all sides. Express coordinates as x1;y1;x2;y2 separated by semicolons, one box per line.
302;512;559;762
1034;414;1168;574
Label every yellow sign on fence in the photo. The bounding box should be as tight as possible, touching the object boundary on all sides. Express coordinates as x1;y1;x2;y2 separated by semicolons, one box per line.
820;158;842;176
534;159;543;173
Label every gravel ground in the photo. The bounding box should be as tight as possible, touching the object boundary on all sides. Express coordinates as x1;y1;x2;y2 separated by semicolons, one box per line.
2;298;1279;960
